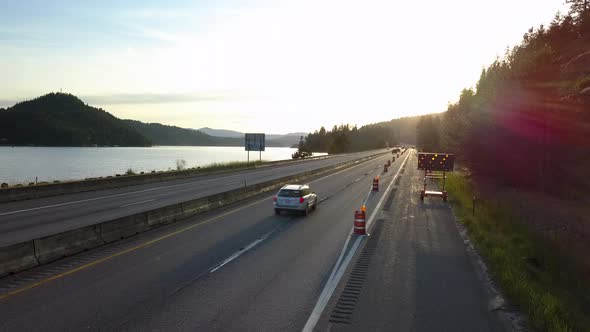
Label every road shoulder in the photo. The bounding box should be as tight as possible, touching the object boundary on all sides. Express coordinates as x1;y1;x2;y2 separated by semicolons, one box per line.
314;151;510;331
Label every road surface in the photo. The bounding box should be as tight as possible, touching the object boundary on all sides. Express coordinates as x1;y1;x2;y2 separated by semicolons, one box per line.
0;150;507;331
313;151;507;331
0;150;384;246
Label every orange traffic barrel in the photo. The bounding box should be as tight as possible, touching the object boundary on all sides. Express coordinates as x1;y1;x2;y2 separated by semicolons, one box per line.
372;177;379;191
354;210;367;235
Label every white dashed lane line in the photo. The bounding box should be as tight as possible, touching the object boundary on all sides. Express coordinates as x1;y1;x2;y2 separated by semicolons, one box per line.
119;199;156;208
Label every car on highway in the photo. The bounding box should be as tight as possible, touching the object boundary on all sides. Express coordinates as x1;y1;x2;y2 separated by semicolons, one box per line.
273;184;318;216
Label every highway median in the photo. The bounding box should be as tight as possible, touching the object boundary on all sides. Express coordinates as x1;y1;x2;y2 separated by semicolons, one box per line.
0;152;386;278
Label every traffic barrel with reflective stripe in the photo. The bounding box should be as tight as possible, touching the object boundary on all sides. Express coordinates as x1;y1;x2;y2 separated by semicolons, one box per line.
372;177;379;191
384;164;389;172
354;210;367;235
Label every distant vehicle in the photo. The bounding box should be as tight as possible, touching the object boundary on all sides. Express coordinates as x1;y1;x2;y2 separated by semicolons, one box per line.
273;184;318;216
292;150;313;159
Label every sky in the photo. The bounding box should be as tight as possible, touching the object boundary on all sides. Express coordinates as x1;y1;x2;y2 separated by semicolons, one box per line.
0;0;569;134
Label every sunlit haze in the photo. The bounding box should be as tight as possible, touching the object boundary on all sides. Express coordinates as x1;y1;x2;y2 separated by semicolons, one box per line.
0;0;567;133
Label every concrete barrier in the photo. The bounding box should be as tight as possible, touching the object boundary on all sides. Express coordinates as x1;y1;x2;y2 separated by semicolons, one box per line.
147;204;186;227
34;225;103;265
180;198;210;218
100;213;150;243
0;241;39;278
0;152;383;277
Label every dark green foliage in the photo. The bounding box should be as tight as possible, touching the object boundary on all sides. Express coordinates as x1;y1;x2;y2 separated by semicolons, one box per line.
446;174;590;332
385;116;422;145
416;115;442;152
415;10;590;328
302;123;398;154
292;136;313;159
300;114;426;154
568;0;590;19
415;7;590;195
291;150;312;159
0;93;151;146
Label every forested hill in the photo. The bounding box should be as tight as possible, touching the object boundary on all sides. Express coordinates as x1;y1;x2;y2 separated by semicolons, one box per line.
0;93;151;147
0;93;291;147
415;4;590;195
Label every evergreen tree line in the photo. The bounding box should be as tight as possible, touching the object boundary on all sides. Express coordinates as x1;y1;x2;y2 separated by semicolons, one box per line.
300;123;398;154
415;3;590;195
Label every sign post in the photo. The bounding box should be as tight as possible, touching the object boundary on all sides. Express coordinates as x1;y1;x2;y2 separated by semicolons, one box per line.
245;133;266;163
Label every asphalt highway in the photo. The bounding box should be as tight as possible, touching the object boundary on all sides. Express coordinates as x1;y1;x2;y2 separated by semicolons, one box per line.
314;151;507;331
0;150;506;331
0;150;397;331
0;150;385;246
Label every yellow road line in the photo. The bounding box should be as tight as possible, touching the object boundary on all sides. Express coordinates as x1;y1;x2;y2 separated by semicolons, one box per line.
0;197;266;301
0;154;381;301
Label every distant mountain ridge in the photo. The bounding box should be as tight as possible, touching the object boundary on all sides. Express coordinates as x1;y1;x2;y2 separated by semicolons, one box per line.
0;93;304;147
197;127;307;147
197;127;243;138
125;121;244;146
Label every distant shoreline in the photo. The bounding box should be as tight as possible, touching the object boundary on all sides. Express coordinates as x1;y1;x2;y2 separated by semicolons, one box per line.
0;144;297;148
0;145;312;185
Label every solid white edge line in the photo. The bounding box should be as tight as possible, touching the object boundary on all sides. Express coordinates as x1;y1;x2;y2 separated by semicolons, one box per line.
302;151;411;332
315;152;394;283
302;236;362;332
0;150;390;298
206;153;389;277
208;154;389;277
365;152;410;230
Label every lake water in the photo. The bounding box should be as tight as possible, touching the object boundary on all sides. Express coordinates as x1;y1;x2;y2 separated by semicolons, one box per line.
0;146;319;185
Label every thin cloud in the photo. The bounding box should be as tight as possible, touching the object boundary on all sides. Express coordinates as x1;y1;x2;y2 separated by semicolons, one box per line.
81;92;249;105
119;25;189;44
0;92;250;108
0;100;15;108
118;8;195;21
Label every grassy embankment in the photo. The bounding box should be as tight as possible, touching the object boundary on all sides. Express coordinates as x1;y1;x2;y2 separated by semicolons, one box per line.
445;173;590;332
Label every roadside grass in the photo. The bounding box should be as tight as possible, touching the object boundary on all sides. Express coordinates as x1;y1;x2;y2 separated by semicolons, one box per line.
196;160;268;171
445;173;590;332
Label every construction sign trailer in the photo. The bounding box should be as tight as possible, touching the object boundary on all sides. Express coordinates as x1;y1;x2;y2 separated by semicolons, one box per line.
417;152;455;202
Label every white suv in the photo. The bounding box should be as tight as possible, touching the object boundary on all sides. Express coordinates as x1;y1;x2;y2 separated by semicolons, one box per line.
273;184;318;216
